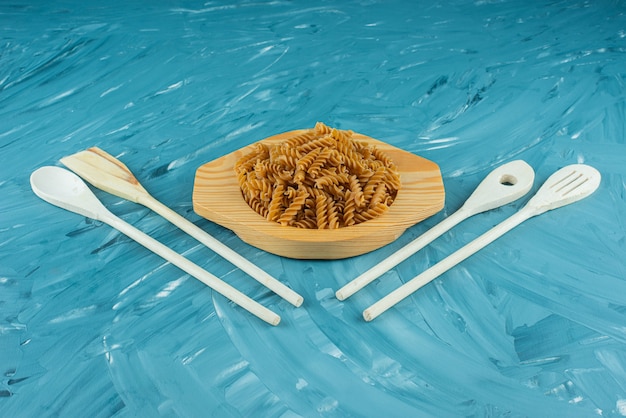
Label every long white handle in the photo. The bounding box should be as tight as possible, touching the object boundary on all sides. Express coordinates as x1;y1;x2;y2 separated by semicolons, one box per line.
104;212;281;325
336;209;470;300
139;194;303;307
363;209;531;322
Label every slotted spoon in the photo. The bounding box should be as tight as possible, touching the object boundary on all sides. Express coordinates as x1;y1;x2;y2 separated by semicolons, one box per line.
335;160;535;300
363;164;601;322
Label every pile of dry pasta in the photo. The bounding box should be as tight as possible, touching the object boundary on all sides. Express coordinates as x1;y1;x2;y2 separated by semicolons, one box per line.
234;122;401;229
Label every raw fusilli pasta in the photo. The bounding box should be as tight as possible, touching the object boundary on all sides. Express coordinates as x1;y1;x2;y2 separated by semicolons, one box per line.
234;122;401;229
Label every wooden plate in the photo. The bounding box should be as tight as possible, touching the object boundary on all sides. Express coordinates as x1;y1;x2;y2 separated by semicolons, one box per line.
192;130;445;259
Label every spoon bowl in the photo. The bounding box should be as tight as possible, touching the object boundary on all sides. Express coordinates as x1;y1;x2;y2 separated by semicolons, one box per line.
31;165;110;220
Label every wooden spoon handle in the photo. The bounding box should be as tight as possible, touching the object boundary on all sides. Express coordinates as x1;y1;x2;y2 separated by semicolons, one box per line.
363;210;530;322
142;194;304;307
103;213;281;325
335;209;468;301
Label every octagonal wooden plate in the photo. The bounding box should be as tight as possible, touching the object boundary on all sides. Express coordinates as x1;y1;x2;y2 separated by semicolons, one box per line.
192;130;444;259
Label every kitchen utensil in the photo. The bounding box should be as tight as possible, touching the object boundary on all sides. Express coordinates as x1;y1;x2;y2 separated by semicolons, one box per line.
335;160;535;300
60;147;303;307
363;164;601;321
30;166;281;325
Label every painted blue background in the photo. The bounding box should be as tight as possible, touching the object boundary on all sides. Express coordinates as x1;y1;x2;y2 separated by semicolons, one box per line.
1;0;625;416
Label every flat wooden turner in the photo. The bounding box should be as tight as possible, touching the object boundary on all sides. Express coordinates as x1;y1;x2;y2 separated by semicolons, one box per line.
61;147;304;307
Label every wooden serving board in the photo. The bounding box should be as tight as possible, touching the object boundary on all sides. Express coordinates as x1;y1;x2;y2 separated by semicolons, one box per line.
192;130;445;259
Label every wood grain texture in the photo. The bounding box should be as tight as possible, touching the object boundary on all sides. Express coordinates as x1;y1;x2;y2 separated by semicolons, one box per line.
193;130;445;259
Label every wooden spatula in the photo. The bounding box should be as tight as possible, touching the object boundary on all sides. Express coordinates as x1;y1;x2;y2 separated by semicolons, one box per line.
61;147;304;307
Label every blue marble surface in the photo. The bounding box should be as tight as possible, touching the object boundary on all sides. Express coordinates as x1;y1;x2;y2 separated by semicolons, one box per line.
1;0;625;416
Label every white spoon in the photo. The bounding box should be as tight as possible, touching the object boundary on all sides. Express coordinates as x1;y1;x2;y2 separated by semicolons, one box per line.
363;164;601;321
335;160;535;300
30;166;281;326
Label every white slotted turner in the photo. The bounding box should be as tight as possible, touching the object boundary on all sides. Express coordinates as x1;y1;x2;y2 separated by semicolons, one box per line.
363;164;601;322
336;160;535;300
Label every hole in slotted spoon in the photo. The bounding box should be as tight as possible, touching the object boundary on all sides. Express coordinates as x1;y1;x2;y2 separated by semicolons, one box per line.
499;174;517;186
